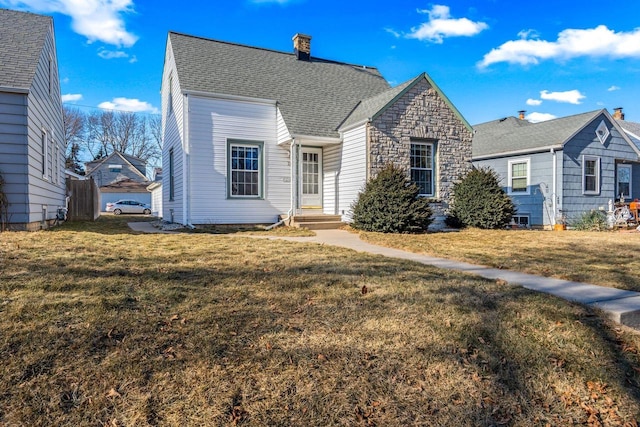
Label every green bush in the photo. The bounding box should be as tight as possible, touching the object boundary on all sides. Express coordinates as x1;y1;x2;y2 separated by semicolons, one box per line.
572;210;608;231
351;164;433;233
448;167;515;229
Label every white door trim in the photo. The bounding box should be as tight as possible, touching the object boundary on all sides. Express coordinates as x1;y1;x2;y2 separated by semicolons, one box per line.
300;147;322;209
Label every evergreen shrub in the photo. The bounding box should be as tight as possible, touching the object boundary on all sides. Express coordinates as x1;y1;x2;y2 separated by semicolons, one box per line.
351;164;433;233
448;167;515;229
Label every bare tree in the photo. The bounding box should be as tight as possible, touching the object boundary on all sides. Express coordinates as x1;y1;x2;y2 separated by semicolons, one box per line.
63;106;86;174
66;107;161;167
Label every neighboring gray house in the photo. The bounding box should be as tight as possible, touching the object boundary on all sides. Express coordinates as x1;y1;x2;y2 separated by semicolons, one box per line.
473;108;640;228
84;151;150;210
160;32;472;227
0;8;65;230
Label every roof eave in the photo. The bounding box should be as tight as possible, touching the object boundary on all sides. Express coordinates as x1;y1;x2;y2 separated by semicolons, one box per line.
0;86;29;94
369;72;473;134
183;89;277;105
473;144;564;161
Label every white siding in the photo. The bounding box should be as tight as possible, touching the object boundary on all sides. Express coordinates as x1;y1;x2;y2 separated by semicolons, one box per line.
187;95;290;224
150;185;163;217
276;107;291;145
323;144;340;214
161;38;185;223
338;125;367;221
24;22;65;226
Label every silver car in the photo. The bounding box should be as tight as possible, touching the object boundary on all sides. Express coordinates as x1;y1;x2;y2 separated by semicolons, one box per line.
106;199;151;215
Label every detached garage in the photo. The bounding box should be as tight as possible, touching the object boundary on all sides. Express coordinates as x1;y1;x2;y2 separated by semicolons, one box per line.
100;178;151;212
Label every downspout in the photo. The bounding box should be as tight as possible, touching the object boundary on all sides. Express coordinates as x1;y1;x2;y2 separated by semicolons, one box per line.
551;148;557;227
265;138;295;230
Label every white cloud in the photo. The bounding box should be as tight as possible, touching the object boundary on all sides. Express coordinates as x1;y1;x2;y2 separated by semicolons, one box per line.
385;27;401;38
608;85;621;91
479;25;640;68
540;89;585;104
0;0;138;47
61;77;70;84
98;49;129;59
526;98;542;106
406;5;488;43
61;93;82;102
98;97;158;114
526;112;557;123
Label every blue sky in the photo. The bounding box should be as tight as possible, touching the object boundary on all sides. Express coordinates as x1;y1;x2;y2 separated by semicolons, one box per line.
2;0;640;124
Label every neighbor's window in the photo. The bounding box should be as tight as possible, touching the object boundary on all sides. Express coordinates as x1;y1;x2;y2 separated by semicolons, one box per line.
228;140;263;198
169;148;175;201
512;215;530;228
583;155;600;195
108;164;122;173
508;159;530;194
410;141;434;196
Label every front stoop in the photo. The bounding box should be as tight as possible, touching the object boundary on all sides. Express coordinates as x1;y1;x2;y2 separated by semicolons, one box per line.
280;214;344;230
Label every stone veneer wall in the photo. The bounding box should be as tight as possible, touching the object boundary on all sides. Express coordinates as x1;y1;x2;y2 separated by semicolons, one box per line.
368;79;473;220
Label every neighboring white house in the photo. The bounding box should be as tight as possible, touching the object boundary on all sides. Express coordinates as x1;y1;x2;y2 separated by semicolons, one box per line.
147;181;162;218
0;8;66;230
160;32;473;226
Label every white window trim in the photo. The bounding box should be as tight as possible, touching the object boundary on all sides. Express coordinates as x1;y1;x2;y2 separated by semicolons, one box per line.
410;141;435;197
507;158;530;195
227;140;264;199
512;214;530;228
617;163;632;199
582;155;601;195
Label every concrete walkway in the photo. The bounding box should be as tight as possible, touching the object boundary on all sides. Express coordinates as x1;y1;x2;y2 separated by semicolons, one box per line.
129;222;640;330
259;229;640;330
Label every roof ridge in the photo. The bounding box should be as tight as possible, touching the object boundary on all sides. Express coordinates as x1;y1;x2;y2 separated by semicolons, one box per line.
168;31;381;71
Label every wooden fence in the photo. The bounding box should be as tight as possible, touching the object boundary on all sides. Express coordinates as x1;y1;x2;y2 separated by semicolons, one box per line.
66;178;99;221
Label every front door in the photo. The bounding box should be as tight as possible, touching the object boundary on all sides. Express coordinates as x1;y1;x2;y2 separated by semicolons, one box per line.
300;147;322;208
617;164;632;200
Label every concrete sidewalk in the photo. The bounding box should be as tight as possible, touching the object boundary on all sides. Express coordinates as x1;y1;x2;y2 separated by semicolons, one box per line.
129;222;640;330
262;229;640;330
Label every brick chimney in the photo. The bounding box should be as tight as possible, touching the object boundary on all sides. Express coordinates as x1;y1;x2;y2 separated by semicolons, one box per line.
293;33;311;61
613;107;625;120
518;110;526;120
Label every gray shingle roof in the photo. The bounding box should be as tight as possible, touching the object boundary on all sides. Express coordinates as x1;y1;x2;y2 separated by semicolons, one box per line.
619;120;640;151
169;32;391;139
0;8;52;90
472;110;604;158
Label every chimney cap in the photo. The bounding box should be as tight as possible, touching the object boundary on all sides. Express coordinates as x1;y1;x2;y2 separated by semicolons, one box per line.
292;33;312;41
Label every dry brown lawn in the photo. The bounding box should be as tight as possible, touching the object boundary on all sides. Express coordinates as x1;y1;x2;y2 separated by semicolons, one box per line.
359;228;640;292
1;217;640;426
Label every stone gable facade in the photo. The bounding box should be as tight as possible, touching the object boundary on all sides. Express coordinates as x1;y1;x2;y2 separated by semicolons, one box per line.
367;78;473;219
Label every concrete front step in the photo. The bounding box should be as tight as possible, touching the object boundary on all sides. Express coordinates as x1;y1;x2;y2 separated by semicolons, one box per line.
279;214;344;230
295;221;344;230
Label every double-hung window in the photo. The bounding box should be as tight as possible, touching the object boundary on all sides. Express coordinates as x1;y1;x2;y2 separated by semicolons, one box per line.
508;159;530;195
410;141;435;196
228;140;263;198
583;156;600;195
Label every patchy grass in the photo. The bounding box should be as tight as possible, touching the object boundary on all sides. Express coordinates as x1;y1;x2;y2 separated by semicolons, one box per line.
359;228;640;293
189;223;315;237
1;221;640;425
